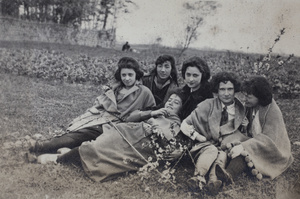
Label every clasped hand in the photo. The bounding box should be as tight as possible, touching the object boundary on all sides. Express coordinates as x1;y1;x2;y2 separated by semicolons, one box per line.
228;144;244;159
151;108;170;117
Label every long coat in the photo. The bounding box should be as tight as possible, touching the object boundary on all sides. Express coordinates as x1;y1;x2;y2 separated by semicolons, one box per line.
78;113;181;182
67;84;156;132
241;99;293;179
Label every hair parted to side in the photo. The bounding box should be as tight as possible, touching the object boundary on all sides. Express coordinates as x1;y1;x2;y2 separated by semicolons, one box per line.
181;56;210;83
241;76;273;106
210;71;241;93
114;57;144;83
165;88;185;105
151;54;178;85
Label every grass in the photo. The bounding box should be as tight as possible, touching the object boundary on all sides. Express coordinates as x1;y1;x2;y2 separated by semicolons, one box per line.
0;41;300;199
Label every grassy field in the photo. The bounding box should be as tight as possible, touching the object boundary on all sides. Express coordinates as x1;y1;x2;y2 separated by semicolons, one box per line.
0;41;299;199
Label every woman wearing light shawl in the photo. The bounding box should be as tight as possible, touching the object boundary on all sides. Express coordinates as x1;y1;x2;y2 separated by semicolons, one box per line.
29;57;156;154
216;76;293;185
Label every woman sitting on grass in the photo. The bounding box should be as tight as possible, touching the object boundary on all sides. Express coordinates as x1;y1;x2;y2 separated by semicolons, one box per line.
39;91;184;182
142;54;179;108
179;56;213;120
216;76;294;186
29;57;156;154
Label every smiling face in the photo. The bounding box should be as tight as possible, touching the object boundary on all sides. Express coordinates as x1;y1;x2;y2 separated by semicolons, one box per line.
184;66;202;91
120;68;136;88
164;94;182;114
156;61;172;81
217;81;235;106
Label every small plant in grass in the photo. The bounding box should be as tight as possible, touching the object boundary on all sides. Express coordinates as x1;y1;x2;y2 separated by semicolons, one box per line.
137;124;188;189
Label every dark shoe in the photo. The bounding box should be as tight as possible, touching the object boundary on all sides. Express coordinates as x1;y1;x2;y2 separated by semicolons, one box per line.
25;152;37;163
29;141;43;153
187;177;199;192
187;175;206;192
207;180;222;195
216;164;234;185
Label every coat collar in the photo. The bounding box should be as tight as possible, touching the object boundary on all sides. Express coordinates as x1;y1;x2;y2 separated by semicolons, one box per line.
208;97;245;140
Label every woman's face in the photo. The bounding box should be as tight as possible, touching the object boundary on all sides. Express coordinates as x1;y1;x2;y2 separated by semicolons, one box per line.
243;93;259;108
184;66;202;91
156;61;172;80
218;81;235;106
164;94;182;114
120;68;136;88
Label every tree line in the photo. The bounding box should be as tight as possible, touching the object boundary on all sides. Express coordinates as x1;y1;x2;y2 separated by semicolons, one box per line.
0;0;134;29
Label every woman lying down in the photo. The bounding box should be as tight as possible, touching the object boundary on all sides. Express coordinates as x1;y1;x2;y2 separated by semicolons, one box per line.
37;91;184;182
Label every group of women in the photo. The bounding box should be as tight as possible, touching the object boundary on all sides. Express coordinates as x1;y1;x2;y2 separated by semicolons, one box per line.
29;55;293;194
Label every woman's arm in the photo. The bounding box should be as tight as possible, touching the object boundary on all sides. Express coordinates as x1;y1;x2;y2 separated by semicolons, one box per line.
125;108;171;122
125;110;153;122
180;120;207;142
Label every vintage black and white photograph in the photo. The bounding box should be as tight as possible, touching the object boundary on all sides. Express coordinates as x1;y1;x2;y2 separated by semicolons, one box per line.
0;0;299;198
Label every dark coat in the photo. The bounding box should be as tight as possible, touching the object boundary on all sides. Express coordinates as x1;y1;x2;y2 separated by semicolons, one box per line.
180;83;213;120
142;74;179;108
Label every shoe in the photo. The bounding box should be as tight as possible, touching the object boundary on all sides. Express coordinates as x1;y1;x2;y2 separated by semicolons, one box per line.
215;164;234;185
57;147;71;155
37;154;59;164
29;141;43;153
187;177;199;192
25;152;37;163
187;175;206;192
207;180;222;195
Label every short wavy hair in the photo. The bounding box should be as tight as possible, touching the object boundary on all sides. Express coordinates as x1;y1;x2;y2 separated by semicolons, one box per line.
181;56;210;84
241;76;273;106
114;57;144;84
151;54;178;85
210;71;241;93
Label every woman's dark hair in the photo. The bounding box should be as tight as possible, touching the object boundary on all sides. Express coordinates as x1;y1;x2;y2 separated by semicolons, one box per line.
241;76;273;106
114;57;144;84
151;54;178;85
165;88;185;106
210;71;241;93
181;56;210;83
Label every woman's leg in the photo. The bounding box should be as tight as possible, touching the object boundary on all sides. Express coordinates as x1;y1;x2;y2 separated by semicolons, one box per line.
194;145;219;177
216;155;247;184
30;126;103;153
207;150;227;194
56;147;82;167
187;145;218;191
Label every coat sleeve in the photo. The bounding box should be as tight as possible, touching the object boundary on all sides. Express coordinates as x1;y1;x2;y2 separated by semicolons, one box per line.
185;99;212;139
125;110;152;122
141;86;156;108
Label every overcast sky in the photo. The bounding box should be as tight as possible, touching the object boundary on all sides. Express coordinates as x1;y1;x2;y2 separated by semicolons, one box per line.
116;0;300;56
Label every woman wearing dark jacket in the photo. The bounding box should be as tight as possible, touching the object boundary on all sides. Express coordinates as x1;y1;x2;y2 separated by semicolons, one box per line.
142;55;179;108
180;56;213;120
166;57;214;163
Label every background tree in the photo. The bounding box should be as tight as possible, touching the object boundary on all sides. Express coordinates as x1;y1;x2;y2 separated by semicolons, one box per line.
1;0;19;17
178;1;220;57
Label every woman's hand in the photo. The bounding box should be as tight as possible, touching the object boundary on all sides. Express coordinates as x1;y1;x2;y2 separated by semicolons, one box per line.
180;120;206;141
151;108;170;117
195;134;207;142
229;144;244;159
241;117;249;127
163;149;184;161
